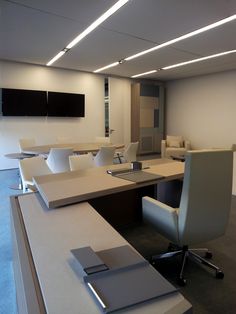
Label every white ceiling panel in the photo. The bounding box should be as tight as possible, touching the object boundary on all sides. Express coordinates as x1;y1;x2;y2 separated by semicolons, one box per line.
0;0;236;80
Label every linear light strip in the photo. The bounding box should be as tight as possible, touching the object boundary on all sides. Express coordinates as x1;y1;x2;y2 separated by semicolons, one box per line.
47;0;129;66
94;14;236;72
162;50;236;70
131;70;157;78
66;0;129;49
46;51;66;66
94;62;120;73
131;50;236;77
125;14;236;61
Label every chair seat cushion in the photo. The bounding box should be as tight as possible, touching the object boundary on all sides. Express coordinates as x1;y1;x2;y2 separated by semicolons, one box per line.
166;147;186;158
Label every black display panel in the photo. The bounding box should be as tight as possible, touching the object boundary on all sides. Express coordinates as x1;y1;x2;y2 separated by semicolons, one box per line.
2;88;47;116
47;91;85;117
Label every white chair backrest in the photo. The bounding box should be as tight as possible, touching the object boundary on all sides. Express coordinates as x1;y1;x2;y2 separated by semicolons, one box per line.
123;142;139;162
69;153;94;171
179;149;233;246
19;156;52;190
94;146;116;167
46;148;73;173
19;138;36;152
95;136;111;144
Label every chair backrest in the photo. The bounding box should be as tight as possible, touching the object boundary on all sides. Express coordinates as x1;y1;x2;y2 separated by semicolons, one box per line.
95;136;111;144
69;153;94;171
178;149;233;246
19;138;36;152
46;148;73;173
123;142;139;162
19;156;52;190
94;146;116;167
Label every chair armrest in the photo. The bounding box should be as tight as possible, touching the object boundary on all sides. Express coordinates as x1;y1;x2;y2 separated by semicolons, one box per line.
142;196;179;243
161;140;167;158
184;140;191;150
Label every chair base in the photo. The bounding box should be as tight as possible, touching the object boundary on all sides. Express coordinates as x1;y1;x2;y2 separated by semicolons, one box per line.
151;244;224;286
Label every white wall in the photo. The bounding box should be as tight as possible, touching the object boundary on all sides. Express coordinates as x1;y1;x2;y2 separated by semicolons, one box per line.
166;70;236;194
166;70;236;149
0;61;131;169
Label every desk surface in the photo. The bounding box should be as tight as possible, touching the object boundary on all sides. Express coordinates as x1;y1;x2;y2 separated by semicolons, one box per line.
12;193;191;314
22;142;124;155
34;158;185;208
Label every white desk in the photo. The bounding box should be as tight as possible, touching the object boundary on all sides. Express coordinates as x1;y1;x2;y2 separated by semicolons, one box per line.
11;193;192;314
33;159;184;209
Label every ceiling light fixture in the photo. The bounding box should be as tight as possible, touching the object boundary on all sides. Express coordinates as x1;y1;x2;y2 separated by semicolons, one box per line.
161;50;236;70
131;70;157;78
47;0;130;66
125;14;236;61
130;50;236;77
94;62;120;73
94;14;236;72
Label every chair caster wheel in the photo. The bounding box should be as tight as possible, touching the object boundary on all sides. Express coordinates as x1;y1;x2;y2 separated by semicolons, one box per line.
205;251;213;259
177;277;186;286
216;270;224;279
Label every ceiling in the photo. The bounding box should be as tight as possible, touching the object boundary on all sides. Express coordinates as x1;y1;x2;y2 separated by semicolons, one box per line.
0;0;236;81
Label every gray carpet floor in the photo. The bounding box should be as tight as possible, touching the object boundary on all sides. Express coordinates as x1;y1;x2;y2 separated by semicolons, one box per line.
1;167;236;313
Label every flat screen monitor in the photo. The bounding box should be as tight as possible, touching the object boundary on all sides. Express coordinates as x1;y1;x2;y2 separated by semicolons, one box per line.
47;91;85;117
2;88;47;116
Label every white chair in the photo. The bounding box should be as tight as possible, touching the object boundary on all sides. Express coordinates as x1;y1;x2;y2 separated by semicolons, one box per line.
161;135;191;158
19;156;52;192
19;138;36;152
95;136;111;144
142;149;233;285
94;146;116;167
46;148;73;173
69;153;94;171
115;142;139;163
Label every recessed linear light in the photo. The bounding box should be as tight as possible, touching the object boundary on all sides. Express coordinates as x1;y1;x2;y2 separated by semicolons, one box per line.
47;48;70;66
94;61;120;73
125;14;236;61
94;14;236;72
46;0;130;66
131;70;157;78
162;50;236;70
130;50;236;77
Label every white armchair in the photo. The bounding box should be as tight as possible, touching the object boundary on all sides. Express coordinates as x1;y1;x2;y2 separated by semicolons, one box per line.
161;135;191;158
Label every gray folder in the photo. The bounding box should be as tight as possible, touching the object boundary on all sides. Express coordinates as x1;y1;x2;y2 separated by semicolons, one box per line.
114;170;164;183
71;245;177;313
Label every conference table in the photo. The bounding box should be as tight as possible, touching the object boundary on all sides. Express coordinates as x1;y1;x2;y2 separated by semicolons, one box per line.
10;158;192;314
22;142;124;155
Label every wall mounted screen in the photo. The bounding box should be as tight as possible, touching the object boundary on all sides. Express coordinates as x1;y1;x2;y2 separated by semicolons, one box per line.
2;88;47;116
47;91;85;117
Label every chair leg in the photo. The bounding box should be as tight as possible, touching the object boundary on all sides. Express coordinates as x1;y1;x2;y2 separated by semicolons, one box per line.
152;250;183;262
150;245;224;285
189;250;224;278
178;246;188;286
